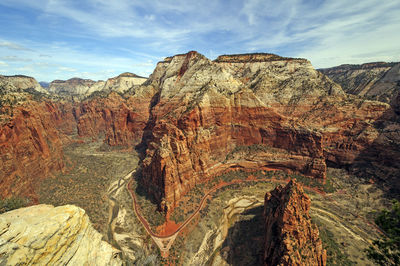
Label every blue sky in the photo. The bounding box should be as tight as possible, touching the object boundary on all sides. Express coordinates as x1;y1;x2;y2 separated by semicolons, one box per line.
0;0;399;81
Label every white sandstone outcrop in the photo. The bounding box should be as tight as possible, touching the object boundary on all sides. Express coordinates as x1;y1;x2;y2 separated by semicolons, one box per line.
0;204;122;265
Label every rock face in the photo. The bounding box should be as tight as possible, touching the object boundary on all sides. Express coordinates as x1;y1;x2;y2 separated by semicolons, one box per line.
49;73;147;98
75;91;152;146
49;77;103;97
0;204;121;265
139;51;400;212
0;75;47;94
0;100;76;202
102;72;148;94
319;62;400;103
263;180;326;266
141;51;340;211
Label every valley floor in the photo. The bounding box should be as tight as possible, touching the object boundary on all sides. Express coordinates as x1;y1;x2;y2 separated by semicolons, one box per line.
37;140;390;265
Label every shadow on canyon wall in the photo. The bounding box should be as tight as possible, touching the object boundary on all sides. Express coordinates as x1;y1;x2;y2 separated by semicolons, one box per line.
347;89;400;199
134;91;162;207
220;205;265;266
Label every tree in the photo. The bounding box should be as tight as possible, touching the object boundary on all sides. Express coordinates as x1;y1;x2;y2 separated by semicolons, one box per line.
366;200;400;265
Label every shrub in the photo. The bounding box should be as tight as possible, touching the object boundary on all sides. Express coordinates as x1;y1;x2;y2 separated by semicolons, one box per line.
0;196;28;214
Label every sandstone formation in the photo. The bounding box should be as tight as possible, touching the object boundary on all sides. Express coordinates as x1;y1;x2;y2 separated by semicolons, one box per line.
263;180;326;265
48;72;147;98
102;72;148;94
0;75;47;94
319;62;400;103
0;100;76;202
139;51;400;212
75;91;151;146
1;51;400;214
49;77;101;96
0;204;121;265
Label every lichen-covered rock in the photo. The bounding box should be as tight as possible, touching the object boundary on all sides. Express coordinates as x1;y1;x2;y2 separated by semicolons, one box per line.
0;204;122;265
263;180;326;266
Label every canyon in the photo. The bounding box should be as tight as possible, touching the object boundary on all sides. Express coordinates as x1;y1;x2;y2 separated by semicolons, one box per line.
0;52;399;264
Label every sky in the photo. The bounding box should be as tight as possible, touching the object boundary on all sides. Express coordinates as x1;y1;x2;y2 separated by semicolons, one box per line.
0;0;399;82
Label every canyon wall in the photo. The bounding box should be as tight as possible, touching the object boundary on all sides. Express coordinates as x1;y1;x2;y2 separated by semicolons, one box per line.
0;99;75;201
1;52;400;211
139;51;400;212
319;62;400;103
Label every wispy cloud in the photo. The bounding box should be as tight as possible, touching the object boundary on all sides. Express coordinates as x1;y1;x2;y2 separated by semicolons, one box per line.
0;0;399;79
1;56;32;62
0;40;33;51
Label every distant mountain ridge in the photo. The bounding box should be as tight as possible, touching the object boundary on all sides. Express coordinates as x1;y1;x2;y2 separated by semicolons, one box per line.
319;62;400;104
48;72;147;98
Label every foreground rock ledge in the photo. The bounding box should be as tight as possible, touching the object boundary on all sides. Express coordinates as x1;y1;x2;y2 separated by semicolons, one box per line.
264;180;327;266
0;204;121;265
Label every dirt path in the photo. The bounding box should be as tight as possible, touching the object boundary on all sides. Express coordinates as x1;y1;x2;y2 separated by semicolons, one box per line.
125;176;296;255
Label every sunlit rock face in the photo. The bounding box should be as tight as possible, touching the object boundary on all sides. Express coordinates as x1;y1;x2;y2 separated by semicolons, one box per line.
0;74;47;94
263;180;327;266
0;100;75;202
138;51;399;212
0;204;122;265
48;72;147;98
1;52;399;213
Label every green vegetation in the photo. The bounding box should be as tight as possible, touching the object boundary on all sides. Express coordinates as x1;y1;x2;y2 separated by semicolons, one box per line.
132;174;166;229
23;87;47;101
38;141;138;234
0;196;28;214
366;200;400;265
313;218;354;265
224;144;288;161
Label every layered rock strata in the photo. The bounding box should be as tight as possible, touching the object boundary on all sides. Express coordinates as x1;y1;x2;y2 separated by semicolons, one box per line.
0;100;75;201
48;72;147;98
263;180;326;265
74;92;151;146
0;204;121;265
140;51;399;212
319;62;400;103
1;52;400;214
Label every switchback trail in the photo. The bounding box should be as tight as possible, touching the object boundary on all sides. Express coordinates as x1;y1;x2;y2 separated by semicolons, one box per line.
125;173;329;256
125;173;381;257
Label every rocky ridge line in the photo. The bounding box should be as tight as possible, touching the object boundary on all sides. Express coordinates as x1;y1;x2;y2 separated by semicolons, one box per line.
319;62;400;104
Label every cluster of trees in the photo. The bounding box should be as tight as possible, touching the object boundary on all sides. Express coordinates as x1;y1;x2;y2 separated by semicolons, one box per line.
366;200;400;265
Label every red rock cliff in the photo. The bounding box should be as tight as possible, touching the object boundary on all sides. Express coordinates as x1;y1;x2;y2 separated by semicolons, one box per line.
140;51;341;212
263;180;327;266
74;92;151;146
140;51;400;213
0;100;73;202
